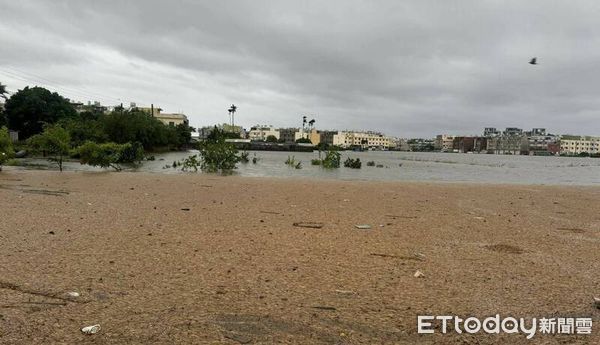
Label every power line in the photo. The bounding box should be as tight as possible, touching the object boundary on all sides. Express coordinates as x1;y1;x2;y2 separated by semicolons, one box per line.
0;69;118;105
2;66;127;104
0;67;151;107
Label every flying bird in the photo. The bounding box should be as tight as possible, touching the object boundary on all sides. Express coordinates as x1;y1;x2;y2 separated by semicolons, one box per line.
529;57;537;65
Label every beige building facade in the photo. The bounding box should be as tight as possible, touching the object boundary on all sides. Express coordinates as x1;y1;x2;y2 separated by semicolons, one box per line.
248;125;280;141
559;136;600;155
333;131;392;149
138;106;188;126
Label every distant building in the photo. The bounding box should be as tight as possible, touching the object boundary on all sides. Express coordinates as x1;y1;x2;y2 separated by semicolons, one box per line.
527;133;559;155
503;127;523;136
486;134;528;155
389;137;410;151
197;124;245;140
451;136;487;153
138;106;189;126
295;129;320;145
70;101;109;114
407;138;435;152
332;131;393;150
559;135;600;155
435;135;455;152
484;127;501;137
528;128;546;136
319;130;338;146
248;125;279;141
278;128;297;143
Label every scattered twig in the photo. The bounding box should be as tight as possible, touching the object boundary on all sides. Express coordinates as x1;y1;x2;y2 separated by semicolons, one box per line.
370;253;425;261
0;280;85;303
385;215;417;219
312;306;337;311
22;301;68;306
293;222;324;229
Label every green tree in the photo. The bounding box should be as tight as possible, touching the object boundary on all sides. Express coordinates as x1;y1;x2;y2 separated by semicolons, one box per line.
77;141;144;171
102;109;188;150
27;124;71;172
59;112;108;147
0;82;8;101
295;137;312;144
0;127;14;171
0;83;8;128
193;132;242;173
5;86;77;139
266;135;278;143
174;123;193;147
206;126;240;141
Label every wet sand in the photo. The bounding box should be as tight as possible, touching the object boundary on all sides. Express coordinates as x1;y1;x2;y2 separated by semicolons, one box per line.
0;169;598;344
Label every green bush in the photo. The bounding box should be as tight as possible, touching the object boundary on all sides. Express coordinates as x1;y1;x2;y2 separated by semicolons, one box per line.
366;160;376;166
27;124;71;171
285;156;296;166
198;138;241;173
295;138;312;144
77;141;144;171
311;159;322;165
344;157;362;169
321;151;341;169
181;154;201;172
240;151;250;163
0;126;14;171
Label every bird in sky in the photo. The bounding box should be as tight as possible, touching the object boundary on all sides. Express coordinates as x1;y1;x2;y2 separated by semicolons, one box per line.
529;57;538;65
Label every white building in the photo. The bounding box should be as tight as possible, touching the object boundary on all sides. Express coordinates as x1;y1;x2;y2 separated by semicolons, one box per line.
333;131;393;149
248;125;280;141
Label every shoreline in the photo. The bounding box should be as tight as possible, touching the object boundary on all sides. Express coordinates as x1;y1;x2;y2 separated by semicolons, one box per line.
4;166;600;188
1;169;599;343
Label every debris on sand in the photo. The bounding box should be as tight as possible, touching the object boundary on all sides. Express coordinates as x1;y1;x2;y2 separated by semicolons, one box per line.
66;291;80;298
334;289;355;295
312;306;337;311
413;252;426;261
292;222;324;229
260;210;280;215
355;224;372;229
81;324;101;334
181;208;191;211
594;297;600;309
414;270;425;278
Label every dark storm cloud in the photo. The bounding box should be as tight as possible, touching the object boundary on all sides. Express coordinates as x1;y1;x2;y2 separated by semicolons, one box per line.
1;0;600;136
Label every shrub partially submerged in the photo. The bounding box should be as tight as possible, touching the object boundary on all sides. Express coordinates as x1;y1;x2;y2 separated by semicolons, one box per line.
198;139;241;173
321;151;341;169
77;141;144;171
27;124;70;171
344;157;362;169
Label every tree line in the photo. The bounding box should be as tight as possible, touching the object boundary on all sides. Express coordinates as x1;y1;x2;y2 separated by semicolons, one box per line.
0;83;193;171
0;85;192;149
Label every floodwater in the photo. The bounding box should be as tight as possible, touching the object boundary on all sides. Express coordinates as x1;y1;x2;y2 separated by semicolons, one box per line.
15;150;600;185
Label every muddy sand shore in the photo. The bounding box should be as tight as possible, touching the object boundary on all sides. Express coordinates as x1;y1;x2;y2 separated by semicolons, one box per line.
0;170;598;344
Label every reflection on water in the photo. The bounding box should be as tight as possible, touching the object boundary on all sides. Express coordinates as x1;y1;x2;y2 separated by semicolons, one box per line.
15;150;600;185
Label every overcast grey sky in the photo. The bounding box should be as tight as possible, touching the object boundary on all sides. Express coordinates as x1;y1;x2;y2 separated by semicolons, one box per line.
1;1;599;137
